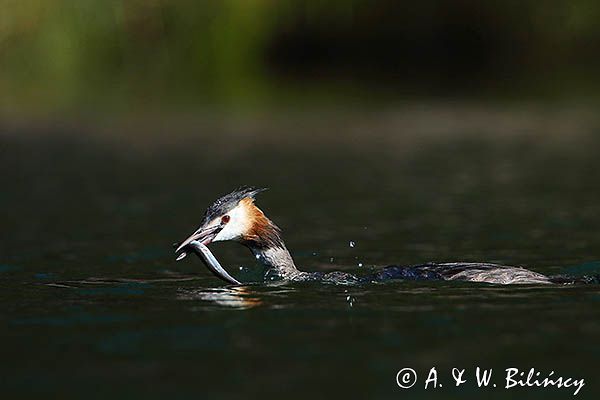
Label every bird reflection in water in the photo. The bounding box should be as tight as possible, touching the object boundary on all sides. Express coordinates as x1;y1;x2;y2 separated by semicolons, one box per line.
177;286;263;309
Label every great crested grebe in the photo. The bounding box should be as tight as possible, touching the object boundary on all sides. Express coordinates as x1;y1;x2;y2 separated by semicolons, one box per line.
174;187;592;285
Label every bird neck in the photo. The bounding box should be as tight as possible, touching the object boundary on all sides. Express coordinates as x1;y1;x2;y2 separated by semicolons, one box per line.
242;204;302;279
248;243;300;279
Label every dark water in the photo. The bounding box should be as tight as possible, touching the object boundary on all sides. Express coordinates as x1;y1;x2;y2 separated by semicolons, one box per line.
2;107;600;399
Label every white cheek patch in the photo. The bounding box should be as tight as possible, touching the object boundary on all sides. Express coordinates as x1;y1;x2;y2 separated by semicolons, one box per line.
213;204;249;242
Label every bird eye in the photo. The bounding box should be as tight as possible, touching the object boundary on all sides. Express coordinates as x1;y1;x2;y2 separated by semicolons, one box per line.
221;215;230;224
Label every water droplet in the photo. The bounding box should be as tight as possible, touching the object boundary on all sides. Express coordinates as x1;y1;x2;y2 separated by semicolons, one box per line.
329;257;334;263
358;262;363;267
346;295;355;307
239;266;243;271
349;241;356;248
312;252;318;256
255;254;260;259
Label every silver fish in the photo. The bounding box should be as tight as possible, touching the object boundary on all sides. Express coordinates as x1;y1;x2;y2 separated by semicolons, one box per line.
176;241;241;285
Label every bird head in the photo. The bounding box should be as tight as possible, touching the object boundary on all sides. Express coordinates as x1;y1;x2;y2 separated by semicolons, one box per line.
175;187;283;257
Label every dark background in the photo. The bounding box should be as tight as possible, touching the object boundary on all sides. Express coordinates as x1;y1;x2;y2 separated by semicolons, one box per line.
2;2;600;399
2;0;600;113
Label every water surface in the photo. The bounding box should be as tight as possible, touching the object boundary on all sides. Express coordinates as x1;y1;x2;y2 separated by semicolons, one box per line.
2;106;600;398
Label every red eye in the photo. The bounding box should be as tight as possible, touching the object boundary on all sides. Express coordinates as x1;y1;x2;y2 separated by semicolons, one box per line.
221;215;230;224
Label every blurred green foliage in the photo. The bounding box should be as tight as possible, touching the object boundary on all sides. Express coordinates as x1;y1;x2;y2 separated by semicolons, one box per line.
0;1;278;111
1;0;600;113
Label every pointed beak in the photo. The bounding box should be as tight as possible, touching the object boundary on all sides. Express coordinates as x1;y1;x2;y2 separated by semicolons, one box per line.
175;224;221;256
